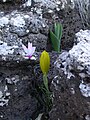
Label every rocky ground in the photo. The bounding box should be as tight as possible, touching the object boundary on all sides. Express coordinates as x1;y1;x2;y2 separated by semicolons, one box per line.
49;30;90;120
0;0;90;120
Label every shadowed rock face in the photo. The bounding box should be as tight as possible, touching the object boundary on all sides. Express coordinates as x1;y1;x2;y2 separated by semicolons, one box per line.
0;0;21;3
0;59;38;120
49;75;90;120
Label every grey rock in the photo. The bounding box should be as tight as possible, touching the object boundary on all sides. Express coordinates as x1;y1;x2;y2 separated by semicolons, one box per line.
0;10;49;54
55;30;90;80
0;0;21;3
69;30;90;76
0;0;12;3
49;30;90;120
0;0;89;120
0;0;83;50
28;33;47;51
9;11;48;36
9;12;30;37
49;72;90;120
0;55;39;120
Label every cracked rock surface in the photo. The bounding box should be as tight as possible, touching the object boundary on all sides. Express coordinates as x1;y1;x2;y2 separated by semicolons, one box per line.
49;30;90;120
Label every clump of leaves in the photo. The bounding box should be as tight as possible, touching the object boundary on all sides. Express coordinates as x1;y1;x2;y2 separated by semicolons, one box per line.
40;50;52;112
50;23;63;52
30;50;52;119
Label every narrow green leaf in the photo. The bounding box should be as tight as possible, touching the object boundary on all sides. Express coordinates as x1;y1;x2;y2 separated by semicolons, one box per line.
58;23;63;40
55;23;62;40
50;23;63;52
50;30;60;52
55;23;60;39
54;23;57;35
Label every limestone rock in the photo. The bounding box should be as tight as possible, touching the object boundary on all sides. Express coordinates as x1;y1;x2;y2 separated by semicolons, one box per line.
49;30;90;120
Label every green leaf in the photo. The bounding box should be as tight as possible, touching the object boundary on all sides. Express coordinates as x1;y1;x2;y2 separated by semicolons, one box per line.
43;74;49;91
54;23;57;36
58;23;63;40
50;30;60;52
54;23;62;40
50;23;63;52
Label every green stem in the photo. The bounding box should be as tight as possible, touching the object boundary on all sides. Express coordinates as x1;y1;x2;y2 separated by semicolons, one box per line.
42;73;52;111
43;73;49;91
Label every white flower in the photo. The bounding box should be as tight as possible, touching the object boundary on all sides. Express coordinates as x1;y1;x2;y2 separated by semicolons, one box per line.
22;42;36;59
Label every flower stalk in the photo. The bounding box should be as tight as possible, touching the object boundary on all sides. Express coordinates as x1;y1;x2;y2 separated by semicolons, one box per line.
40;50;52;111
43;73;49;91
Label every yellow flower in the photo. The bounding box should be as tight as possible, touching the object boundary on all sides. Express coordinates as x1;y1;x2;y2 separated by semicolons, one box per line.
40;50;50;74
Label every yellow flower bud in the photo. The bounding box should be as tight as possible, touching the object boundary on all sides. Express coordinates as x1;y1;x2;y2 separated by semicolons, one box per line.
40;50;50;74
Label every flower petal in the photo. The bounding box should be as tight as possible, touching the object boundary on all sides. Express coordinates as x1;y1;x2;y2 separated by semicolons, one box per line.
28;42;32;50
28;47;36;56
22;44;28;53
22;42;36;59
40;50;50;74
31;47;36;55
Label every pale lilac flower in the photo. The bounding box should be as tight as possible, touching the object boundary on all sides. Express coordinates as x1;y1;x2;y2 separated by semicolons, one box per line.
22;42;36;59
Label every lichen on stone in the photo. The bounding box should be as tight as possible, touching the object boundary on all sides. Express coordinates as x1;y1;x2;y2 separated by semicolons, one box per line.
55;30;90;80
79;80;90;97
0;85;10;106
